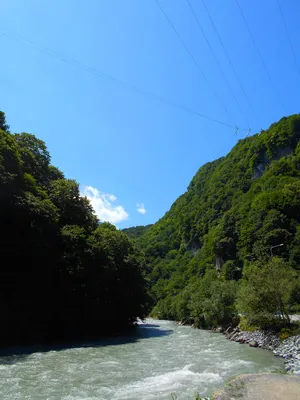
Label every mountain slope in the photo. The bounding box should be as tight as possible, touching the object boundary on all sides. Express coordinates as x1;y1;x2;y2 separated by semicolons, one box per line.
134;114;300;320
122;224;153;240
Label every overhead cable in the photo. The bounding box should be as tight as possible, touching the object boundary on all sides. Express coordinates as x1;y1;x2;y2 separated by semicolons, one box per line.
186;0;250;129
235;0;286;114
0;28;240;130
277;0;300;79
200;0;257;120
156;0;237;128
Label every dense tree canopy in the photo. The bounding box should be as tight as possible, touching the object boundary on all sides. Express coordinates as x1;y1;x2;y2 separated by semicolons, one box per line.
122;224;153;240
125;114;300;328
0;111;149;346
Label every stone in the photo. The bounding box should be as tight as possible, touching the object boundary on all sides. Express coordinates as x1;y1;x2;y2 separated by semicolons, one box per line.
220;325;300;375
249;340;258;347
213;373;300;400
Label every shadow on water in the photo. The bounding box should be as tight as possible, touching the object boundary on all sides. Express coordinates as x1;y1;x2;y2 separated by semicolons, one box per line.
0;354;30;365
139;323;160;328
0;323;173;363
136;323;173;339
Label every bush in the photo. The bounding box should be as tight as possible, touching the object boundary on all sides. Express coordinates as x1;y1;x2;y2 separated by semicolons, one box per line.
236;258;297;329
188;271;238;328
280;326;300;340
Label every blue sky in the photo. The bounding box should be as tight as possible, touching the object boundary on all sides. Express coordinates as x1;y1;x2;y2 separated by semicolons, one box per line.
1;0;300;228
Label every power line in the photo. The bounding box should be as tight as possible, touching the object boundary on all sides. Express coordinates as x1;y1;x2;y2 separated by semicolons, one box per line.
200;0;257;120
277;0;300;79
155;0;237;128
0;28;238;130
186;0;250;129
235;0;287;115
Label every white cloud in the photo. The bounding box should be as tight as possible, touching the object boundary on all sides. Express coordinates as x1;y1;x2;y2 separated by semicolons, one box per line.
82;186;128;224
136;203;147;215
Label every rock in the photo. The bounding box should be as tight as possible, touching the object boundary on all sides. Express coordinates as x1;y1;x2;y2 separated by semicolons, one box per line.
249;340;258;347
212;373;300;400
219;325;300;375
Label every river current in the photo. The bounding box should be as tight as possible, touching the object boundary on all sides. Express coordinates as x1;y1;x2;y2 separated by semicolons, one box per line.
0;319;284;399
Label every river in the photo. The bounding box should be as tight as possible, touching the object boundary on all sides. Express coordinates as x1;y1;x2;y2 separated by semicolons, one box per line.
0;319;284;399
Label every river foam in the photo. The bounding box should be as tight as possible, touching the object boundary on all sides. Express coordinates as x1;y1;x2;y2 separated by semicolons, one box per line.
109;365;222;400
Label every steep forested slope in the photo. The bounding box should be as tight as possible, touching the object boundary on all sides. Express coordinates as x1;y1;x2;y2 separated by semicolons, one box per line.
122;224;153;239
0;111;149;346
132;114;300;323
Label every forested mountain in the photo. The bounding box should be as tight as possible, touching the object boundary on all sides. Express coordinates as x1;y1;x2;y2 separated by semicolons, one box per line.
129;114;300;328
0;111;149;346
122;224;153;239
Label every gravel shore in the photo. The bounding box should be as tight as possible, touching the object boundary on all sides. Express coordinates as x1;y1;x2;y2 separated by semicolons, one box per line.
222;327;300;374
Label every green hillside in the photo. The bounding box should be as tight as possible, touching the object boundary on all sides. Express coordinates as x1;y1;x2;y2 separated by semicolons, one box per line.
130;114;300;327
122;224;153;240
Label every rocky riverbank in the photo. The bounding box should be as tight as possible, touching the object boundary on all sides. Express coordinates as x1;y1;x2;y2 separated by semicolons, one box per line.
216;326;300;374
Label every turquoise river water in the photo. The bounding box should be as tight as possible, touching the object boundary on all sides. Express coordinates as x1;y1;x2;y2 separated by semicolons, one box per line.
0;319;284;399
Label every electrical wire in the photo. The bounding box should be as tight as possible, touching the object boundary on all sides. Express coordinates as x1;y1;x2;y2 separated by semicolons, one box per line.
277;0;300;79
0;28;239;130
156;0;237;128
235;0;286;115
200;0;257;120
186;0;250;129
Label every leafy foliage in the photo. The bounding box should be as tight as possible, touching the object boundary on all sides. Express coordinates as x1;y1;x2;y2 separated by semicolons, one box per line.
0;111;10;132
122;224;153;239
237;258;296;328
0;111;149;346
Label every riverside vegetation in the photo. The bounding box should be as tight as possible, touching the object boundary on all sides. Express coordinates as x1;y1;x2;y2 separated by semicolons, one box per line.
123;114;300;335
0;111;149;346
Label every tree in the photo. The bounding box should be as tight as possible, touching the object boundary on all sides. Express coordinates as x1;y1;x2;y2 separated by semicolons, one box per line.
0;129;23;193
50;179;98;230
237;258;297;328
47;165;65;182
0;111;10;132
188;271;237;328
0;110;150;346
87;224;149;323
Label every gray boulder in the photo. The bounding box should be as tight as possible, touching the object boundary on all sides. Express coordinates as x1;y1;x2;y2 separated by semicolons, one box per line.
249;340;258;347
